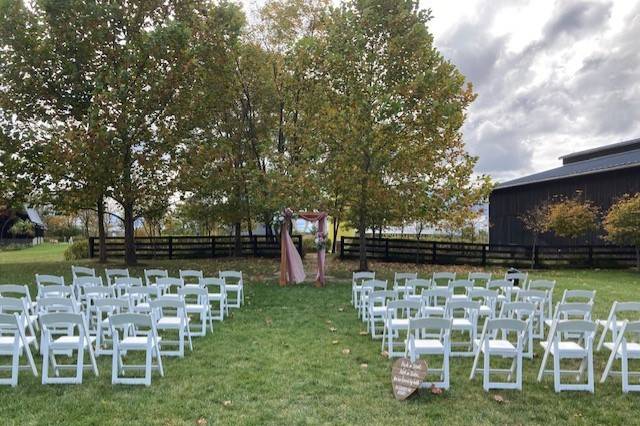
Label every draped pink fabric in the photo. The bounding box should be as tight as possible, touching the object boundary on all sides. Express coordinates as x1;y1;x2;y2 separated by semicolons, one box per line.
279;210;328;286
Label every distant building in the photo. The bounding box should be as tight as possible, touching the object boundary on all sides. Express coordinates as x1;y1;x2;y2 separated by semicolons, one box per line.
489;138;640;245
0;205;46;243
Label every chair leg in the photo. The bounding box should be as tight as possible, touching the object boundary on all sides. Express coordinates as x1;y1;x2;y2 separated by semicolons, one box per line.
11;344;19;387
111;343;118;384
42;342;49;384
483;351;490;391
553;354;560;392
145;347;152;387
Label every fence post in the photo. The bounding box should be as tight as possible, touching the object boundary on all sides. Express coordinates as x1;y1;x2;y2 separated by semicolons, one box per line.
588;245;593;267
168;236;173;260
385;239;389;261
252;236;258;256
340;236;345;259
534;246;540;269
432;242;437;264
211;236;215;258
88;237;94;258
297;235;303;253
481;244;486;266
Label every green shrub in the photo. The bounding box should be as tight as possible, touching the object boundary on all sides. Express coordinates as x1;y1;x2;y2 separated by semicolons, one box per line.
64;239;89;261
301;235;332;254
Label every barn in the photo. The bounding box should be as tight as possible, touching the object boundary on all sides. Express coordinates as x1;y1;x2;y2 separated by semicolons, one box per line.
0;205;46;242
489;138;640;246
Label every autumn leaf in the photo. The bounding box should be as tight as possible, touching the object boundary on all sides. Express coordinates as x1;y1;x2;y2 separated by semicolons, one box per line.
196;418;208;426
493;395;506;403
223;401;233;407
342;348;351;355
430;385;443;395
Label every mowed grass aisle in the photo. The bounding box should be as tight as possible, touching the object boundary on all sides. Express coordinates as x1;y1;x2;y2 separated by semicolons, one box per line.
0;248;639;425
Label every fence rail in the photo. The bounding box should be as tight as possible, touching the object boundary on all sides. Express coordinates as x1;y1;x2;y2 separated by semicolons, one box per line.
88;235;301;260
339;236;638;268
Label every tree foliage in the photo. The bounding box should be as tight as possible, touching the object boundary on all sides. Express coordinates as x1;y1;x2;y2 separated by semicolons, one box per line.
547;197;599;241
603;193;640;270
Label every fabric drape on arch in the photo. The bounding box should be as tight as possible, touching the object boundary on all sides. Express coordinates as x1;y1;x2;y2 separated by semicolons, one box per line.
279;210;327;287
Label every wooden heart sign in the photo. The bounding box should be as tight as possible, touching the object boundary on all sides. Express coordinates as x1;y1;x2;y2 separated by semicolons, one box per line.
391;358;427;400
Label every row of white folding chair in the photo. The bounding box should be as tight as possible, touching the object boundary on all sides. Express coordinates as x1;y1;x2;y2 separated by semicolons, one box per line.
600;320;640;393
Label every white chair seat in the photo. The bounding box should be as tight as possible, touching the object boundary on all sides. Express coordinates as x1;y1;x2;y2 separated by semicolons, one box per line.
157;317;189;328
604;342;640;358
226;284;241;291
184;284;200;290
479;306;492;315
405;295;421;303
208;293;224;301
474;339;517;355
120;336;161;350
596;319;625;330
413;339;444;353
371;306;386;314
186;304;207;312
451;295;468;301
423;307;445;316
0;336;33;350
540;341;587;357
51;335;95;350
452;318;472;329
389;319;409;328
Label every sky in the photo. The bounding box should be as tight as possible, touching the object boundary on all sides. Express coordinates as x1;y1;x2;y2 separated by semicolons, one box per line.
243;0;640;184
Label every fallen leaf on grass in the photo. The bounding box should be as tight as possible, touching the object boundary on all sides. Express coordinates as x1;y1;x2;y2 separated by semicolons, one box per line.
358;330;368;336
430;385;443;395
223;401;232;407
196;418;208;426
493;395;506;404
329;327;337;332
332;340;339;345
342;348;351;355
360;363;368;369
325;319;333;324
338;307;344;312
381;351;389;358
265;317;273;326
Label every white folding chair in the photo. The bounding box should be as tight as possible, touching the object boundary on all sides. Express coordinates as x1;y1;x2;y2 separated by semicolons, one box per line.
516;289;548;339
543;301;593;339
38;284;74;300
126;287;158;313
449;279;473;301
468;288;499;327
487;279;515;307
220;270;244;308
150;298;192;357
406;317;452;389
201;277;227;321
73;276;104;306
95;298;130;357
597;302;640;351
0;297;39;351
445;300;480;357
600;320;640;393
144;269;169;286
179;287;213;336
110;313;164;386
113;277;143;299
420;288;451;318
105;269;130;287
393;272;418;299
382;300;421;358
72;266;95;280
0;284;37;317
538;319;596;393
468;272;492;289
505;271;528;289
528;279;556;322
352;271;375;309
499;301;536;359
432;272;456;289
561;289;596;304
36;274;65;287
40;312;99;384
360;279;387;322
470;318;528;391
368;290;396;339
179;269;203;287
0;313;38;386
404;279;432;303
154;277;184;298
83;286;115;331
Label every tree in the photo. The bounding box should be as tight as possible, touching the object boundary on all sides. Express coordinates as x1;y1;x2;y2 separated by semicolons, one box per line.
8;219;34;238
309;0;480;270
519;202;550;268
547;197;599;243
603;193;640;271
0;0;208;265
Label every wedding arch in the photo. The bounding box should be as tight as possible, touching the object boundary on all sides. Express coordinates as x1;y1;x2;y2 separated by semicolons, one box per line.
278;208;328;287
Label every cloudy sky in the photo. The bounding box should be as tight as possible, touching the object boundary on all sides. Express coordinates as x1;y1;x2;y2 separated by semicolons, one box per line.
423;0;640;183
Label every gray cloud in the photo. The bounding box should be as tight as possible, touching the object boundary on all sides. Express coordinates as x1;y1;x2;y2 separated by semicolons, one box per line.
433;0;640;183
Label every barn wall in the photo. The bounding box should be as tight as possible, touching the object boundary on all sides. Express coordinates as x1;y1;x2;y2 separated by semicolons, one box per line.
489;166;640;245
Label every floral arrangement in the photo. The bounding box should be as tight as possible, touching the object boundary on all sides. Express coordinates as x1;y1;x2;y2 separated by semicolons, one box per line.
315;232;328;251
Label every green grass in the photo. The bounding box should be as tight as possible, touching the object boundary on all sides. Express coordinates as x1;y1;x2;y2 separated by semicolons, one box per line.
0;243;67;264
0;255;639;425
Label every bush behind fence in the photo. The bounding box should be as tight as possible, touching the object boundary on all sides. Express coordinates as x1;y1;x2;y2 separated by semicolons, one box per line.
339;236;638;268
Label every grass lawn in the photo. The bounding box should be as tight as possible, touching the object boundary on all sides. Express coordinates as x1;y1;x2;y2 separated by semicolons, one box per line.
0;254;639;425
0;243;68;264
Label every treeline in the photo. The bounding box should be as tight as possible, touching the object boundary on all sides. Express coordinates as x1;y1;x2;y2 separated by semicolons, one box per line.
0;0;491;269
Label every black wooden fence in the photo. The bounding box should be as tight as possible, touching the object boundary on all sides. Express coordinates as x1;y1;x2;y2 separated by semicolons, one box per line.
339;236;638;268
88;235;302;260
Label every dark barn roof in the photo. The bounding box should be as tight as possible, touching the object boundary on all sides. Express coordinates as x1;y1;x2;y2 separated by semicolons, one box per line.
496;138;640;190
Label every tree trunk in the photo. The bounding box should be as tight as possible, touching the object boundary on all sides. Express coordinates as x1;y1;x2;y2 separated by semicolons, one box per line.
123;201;137;266
530;235;537;270
233;222;242;256
358;219;368;271
97;199;107;263
331;216;340;254
636;245;639;272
